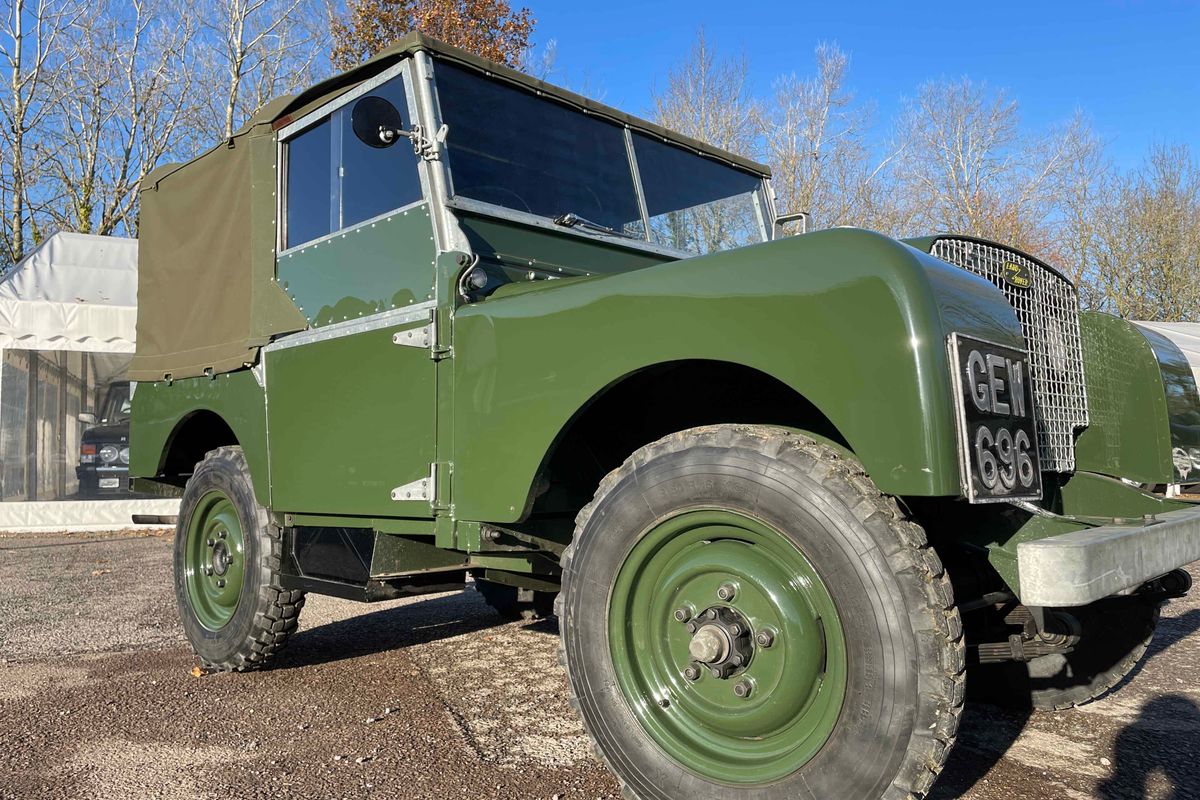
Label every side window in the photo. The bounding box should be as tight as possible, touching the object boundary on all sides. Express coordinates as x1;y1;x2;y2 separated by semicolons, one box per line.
283;73;424;250
341;78;423;228
285;119;333;249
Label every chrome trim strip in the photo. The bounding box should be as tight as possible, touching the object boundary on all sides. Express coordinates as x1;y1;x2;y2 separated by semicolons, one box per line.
264;301;436;352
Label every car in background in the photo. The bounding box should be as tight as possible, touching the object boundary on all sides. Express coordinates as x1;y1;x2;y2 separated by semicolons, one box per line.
77;381;131;498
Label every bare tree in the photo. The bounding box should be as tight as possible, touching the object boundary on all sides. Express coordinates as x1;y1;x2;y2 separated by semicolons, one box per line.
0;0;80;266
890;78;1079;253
43;0;200;236
652;29;759;156
194;0;329;143
764;43;898;232
1086;144;1200;321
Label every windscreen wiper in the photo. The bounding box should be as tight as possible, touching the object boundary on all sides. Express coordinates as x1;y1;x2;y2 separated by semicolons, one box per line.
553;212;635;239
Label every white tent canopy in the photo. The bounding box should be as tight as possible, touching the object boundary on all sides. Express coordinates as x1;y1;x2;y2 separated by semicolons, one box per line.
0;233;178;529
1134;321;1200;386
0;232;138;353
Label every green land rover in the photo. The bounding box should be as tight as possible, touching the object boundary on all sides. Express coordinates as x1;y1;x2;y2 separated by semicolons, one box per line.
130;34;1200;799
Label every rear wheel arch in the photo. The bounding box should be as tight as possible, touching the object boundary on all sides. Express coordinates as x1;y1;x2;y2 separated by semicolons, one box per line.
157;410;269;506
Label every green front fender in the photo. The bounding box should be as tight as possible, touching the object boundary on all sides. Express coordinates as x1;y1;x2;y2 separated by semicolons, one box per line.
451;227;1025;523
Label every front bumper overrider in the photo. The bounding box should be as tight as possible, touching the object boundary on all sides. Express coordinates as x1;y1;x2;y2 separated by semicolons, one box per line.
1018;504;1200;606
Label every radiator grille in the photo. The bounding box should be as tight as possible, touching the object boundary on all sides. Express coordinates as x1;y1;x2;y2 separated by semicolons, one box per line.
931;238;1089;472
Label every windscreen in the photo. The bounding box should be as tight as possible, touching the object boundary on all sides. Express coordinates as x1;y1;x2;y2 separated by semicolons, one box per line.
435;60;768;255
436;62;645;236
632;133;765;255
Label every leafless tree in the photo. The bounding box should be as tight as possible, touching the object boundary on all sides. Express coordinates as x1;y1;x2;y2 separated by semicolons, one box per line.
763;43;899;233
195;0;329;143
1085;144;1200;321
43;0;200;236
0;0;80;266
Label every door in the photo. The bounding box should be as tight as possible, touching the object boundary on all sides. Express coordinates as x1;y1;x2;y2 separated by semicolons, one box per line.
265;62;440;517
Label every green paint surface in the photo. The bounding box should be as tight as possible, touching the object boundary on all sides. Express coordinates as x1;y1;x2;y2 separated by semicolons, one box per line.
277;204;437;327
1074;311;1174;483
129;371;272;506
265;314;437;517
450;227;1023;522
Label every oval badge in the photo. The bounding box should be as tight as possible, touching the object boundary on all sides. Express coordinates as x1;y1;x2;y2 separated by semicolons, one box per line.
1002;261;1033;289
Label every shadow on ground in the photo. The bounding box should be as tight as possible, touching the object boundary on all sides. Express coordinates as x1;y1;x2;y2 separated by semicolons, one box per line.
275;590;559;670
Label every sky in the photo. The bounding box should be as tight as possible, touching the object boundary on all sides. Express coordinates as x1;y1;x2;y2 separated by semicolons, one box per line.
528;1;1200;169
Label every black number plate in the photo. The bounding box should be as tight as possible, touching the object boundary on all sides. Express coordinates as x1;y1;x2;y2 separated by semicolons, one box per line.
948;333;1042;503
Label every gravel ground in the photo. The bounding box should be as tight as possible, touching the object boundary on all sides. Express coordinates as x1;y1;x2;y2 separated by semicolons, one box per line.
1;529;1199;799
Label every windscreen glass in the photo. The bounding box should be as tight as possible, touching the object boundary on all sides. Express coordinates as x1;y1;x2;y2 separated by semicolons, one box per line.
436;62;645;237
633;133;764;255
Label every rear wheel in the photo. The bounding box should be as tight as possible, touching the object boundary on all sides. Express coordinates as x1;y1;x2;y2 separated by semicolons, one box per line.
174;446;305;671
559;425;964;799
969;596;1160;711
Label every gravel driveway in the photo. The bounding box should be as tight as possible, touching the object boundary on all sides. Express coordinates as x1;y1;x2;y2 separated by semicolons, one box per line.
2;528;1199;799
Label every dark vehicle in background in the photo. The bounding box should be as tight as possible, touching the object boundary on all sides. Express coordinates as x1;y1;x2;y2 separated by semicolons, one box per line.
77;381;132;498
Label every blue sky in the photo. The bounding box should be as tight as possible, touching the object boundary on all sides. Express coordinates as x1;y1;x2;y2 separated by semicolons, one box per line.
529;1;1200;169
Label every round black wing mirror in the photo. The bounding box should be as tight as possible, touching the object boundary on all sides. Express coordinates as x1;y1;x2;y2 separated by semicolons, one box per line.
351;96;405;149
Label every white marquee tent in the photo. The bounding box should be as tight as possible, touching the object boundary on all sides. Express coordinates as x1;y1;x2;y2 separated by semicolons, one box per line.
0;232;179;529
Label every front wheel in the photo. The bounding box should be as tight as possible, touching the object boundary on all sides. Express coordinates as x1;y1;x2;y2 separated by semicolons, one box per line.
174;446;305;671
559;426;965;800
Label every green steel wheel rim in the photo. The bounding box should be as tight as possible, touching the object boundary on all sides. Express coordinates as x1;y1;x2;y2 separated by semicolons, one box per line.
608;509;847;785
184;490;247;631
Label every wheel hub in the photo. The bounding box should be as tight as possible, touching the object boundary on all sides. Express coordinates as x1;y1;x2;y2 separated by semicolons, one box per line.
685;606;753;678
210;538;234;576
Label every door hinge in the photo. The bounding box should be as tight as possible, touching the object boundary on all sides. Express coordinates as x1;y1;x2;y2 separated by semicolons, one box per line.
391;463;436;503
392;323;432;349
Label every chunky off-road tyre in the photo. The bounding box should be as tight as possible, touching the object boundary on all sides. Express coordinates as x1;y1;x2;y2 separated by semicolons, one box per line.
475;579;556;621
558;425;965;800
970;596;1160;711
174;446;305;671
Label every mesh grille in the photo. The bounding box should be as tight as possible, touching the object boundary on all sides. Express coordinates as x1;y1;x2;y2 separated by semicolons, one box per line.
931;238;1089;472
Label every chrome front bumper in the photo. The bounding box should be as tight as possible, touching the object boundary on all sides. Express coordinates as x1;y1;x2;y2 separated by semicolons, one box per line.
1018;504;1200;606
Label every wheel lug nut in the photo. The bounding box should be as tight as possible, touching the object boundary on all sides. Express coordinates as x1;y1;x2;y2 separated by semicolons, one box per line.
684;665;701;681
206;538;215;547
733;680;752;699
709;666;722;679
204;566;213;576
218;530;227;539
717;583;736;601
755;628;776;648
673;606;693;623
217;579;226;588
657;697;670;708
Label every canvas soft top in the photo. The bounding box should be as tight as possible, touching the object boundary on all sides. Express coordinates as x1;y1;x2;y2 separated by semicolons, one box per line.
131;33;770;382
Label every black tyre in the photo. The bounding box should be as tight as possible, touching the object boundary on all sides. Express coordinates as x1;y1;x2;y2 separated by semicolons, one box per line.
558;425;965;800
174;446;305;671
970;596;1160;711
475;579;556;621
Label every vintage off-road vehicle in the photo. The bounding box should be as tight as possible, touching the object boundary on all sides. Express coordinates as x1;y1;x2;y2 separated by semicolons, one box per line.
130;34;1200;799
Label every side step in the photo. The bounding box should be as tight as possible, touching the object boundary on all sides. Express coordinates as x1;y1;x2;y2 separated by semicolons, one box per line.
279;526;468;602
